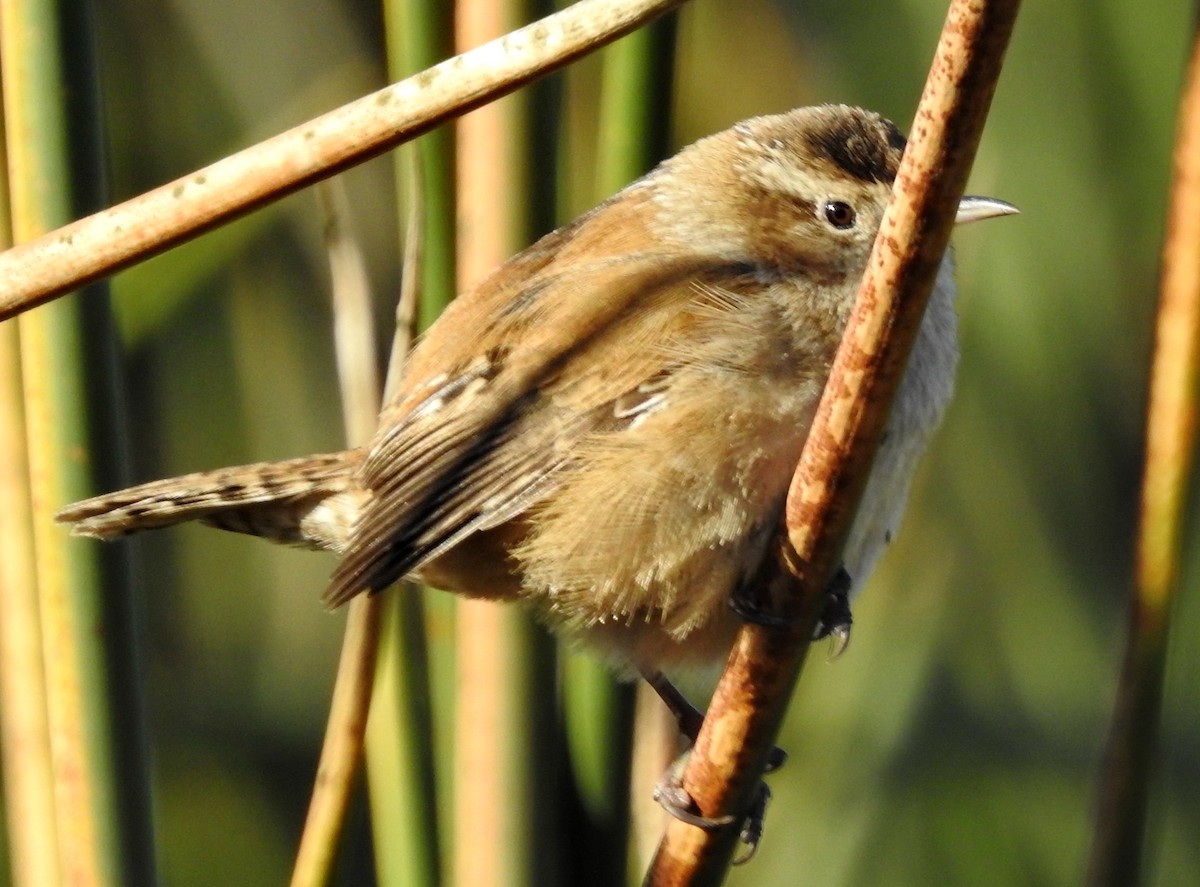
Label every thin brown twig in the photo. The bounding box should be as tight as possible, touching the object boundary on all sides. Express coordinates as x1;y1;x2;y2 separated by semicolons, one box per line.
1084;16;1200;886
643;0;1021;882
290;599;383;887
385;147;424;403
319;179;384;441
0;0;688;322
289;179;383;887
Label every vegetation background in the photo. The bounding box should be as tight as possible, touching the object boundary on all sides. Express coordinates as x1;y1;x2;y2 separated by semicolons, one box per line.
3;0;1198;884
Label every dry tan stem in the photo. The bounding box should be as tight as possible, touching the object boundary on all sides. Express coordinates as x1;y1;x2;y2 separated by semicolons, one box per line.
0;0;687;322
0;325;62;887
290;598;383;887
643;0;1021;883
451;4;530;883
1084;18;1200;887
320;179;384;442
385;150;425;403
289;180;384;887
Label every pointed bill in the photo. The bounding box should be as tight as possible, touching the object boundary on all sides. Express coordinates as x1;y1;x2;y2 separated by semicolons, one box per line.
956;195;1019;225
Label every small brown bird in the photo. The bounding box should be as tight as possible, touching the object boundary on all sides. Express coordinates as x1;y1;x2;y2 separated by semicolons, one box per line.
59;105;1013;689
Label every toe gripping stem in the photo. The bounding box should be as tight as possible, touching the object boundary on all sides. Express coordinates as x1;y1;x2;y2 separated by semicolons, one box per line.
641;566;857;863
643;670;789;864
731;565;854;655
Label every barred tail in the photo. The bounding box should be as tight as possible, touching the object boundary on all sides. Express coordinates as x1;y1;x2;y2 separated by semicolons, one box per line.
55;449;362;552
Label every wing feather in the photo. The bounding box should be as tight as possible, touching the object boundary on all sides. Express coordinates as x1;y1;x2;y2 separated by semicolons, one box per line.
324;184;765;605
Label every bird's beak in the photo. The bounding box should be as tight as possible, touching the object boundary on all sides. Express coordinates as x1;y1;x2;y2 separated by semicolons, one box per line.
956;195;1019;225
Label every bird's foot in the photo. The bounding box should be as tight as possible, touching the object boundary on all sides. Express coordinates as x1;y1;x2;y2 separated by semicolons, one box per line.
642;670;789;864
731;566;854;656
652;750;775;865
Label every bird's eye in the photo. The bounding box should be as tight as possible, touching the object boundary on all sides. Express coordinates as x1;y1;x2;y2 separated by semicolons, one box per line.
823;201;856;230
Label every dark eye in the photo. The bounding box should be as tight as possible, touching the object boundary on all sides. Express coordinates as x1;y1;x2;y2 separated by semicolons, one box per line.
823;201;856;230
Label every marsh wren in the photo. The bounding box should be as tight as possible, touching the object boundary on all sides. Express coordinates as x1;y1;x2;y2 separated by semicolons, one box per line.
59;105;1014;685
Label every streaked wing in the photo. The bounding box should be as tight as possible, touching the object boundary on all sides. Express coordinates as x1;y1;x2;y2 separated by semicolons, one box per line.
325;185;737;605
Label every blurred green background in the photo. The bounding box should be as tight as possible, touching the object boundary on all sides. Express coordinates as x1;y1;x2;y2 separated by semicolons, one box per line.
10;0;1198;883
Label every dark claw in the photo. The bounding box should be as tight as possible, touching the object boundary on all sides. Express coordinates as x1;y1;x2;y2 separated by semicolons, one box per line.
763;746;788;773
730;565;855;647
812;566;853;655
641;670;790;863
732;782;772;865
651;748;780;863
727;583;797;627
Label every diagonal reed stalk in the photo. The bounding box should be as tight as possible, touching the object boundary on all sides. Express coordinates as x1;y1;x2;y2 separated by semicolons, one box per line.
644;0;1021;882
0;0;689;320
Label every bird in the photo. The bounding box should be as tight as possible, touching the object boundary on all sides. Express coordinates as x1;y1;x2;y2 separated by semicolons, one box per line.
59;103;1013;716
